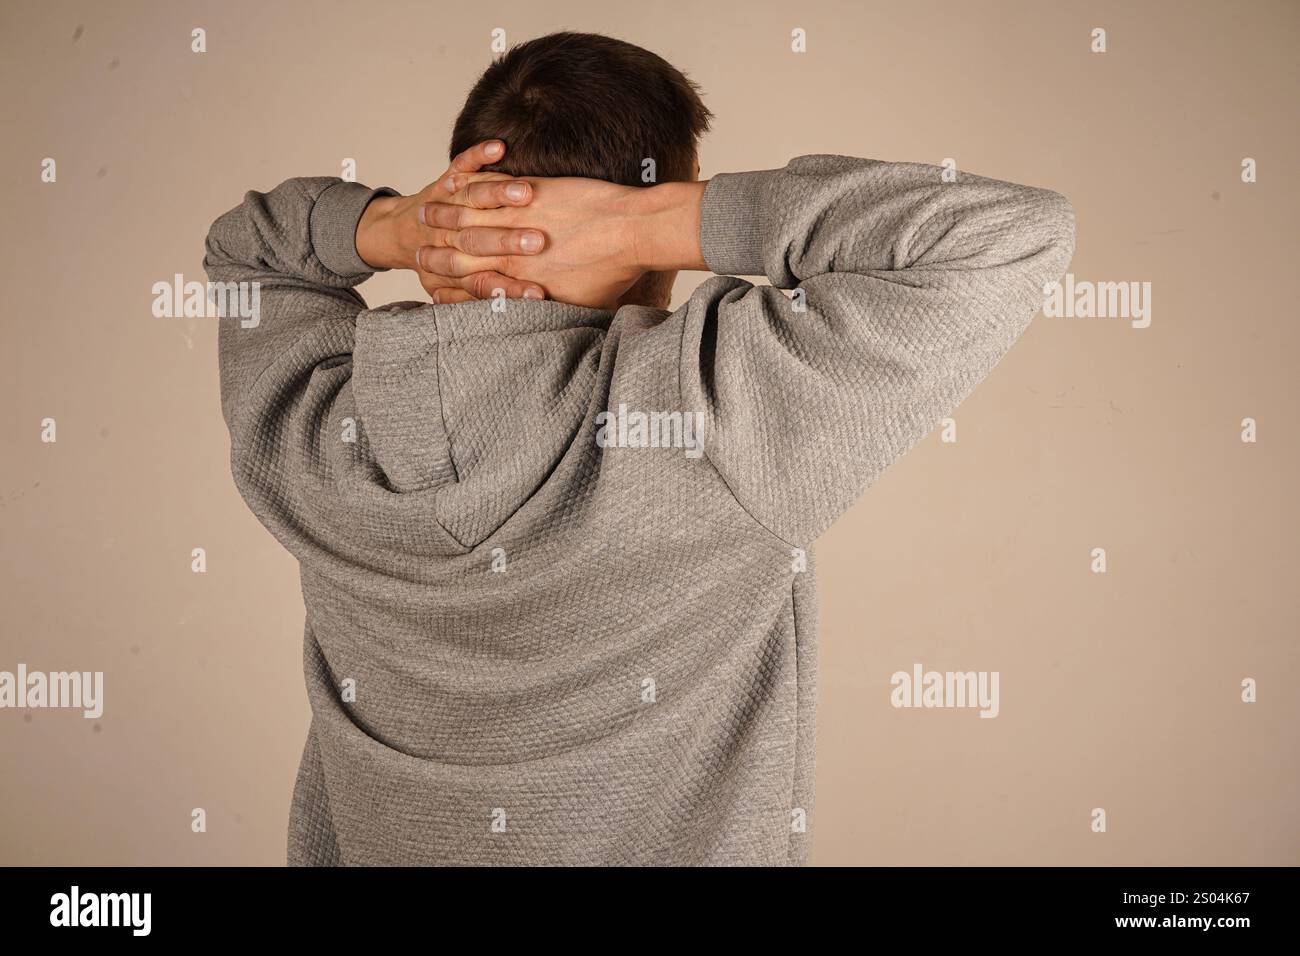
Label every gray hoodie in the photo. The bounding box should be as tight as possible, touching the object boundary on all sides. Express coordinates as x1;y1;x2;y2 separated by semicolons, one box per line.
206;156;1074;865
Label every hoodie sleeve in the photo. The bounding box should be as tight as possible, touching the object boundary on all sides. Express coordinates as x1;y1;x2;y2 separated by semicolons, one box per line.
678;155;1076;547
204;177;397;436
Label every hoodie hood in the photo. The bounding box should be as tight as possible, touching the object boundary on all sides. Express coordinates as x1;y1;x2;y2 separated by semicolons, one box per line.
347;298;612;554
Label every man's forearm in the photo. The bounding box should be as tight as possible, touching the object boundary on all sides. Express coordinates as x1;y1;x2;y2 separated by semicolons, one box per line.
632;180;708;273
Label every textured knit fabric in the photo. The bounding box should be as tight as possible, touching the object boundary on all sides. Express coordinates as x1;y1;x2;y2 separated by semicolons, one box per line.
205;157;1075;866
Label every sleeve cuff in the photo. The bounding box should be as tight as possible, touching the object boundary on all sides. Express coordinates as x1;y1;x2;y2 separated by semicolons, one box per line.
698;169;780;277
310;180;400;279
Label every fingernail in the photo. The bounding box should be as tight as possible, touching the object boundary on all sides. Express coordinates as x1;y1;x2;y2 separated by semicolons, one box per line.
519;231;543;253
414;248;424;270
506;183;528;201
485;141;503;157
523;288;543;300
418;204;427;226
444;175;458;193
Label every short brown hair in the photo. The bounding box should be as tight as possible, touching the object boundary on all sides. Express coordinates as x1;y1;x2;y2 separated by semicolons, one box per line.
449;32;711;187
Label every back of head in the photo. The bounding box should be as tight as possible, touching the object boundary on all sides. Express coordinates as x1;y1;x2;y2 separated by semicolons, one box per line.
450;32;712;188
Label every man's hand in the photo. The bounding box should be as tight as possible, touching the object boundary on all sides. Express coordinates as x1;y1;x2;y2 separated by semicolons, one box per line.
417;176;709;308
355;140;549;303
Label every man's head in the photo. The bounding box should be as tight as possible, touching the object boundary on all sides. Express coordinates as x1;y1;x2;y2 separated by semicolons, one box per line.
450;32;711;310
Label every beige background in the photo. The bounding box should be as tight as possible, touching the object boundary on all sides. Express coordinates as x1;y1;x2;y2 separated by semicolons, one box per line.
1;0;1296;865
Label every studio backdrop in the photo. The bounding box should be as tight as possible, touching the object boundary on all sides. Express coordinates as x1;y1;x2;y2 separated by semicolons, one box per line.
0;0;1296;865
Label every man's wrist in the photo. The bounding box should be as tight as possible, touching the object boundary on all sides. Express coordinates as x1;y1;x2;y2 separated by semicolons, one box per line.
632;180;708;273
355;194;404;271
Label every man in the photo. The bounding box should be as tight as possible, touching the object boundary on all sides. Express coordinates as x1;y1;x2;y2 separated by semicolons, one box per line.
206;32;1074;865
